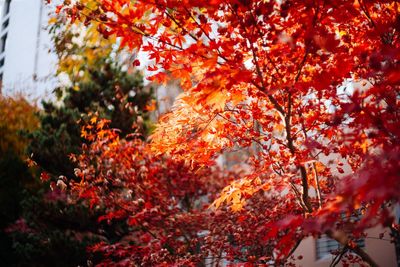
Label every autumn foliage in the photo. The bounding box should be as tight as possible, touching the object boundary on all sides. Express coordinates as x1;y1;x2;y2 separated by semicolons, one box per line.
70;119;286;265
59;0;400;265
0;95;39;156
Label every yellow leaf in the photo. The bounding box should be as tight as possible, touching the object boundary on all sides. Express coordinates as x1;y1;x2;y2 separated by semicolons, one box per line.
48;17;58;25
275;123;285;132
205;90;229;111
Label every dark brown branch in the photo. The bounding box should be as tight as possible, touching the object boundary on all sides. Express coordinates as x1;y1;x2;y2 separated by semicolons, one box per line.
330;245;348;267
357;0;376;28
327;229;379;267
282;238;303;263
284;91;312;213
312;162;323;209
164;10;199;42
183;7;229;63
289;182;309;211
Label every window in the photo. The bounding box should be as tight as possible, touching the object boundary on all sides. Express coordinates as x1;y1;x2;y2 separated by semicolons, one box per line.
0;72;3;94
316;235;365;260
4;0;11;16
1;33;7;53
316;235;340;260
2;18;9;30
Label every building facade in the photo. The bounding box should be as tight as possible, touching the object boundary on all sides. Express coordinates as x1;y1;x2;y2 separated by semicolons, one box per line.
0;0;57;100
294;225;398;267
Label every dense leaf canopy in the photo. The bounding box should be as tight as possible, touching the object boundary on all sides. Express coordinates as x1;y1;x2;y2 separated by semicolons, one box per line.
59;0;400;265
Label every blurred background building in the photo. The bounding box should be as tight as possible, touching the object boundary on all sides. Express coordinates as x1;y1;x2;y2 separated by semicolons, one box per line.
0;0;57;100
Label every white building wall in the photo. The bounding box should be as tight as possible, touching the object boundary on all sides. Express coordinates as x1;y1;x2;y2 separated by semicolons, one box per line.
294;226;398;267
0;0;57;101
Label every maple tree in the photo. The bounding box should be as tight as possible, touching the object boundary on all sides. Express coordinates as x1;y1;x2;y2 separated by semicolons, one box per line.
69;119;305;266
59;0;400;265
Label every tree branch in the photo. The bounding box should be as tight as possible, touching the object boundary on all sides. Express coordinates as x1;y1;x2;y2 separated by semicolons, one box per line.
312;162;323;209
330;245;348;267
327;229;379;267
